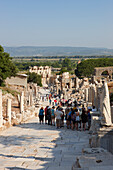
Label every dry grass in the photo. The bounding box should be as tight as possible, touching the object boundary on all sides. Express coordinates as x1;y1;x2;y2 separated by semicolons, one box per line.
0;86;20;96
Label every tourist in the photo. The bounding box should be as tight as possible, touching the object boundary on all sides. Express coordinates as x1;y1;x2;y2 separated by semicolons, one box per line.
71;109;76;130
60;108;64;127
42;96;44;102
51;106;55;126
87;109;91;130
67;108;73;129
92;106;97;112
44;106;48;124
75;109;80;130
39;107;44;124
46;95;48;101
65;106;70;127
49;94;52;105
49;98;52;105
54;99;57;106
81;108;87;131
51;98;54;106
47;106;51;125
62;98;65;107
55;107;63;129
78;108;82;129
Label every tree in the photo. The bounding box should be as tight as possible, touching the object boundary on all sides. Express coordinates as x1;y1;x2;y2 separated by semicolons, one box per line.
27;72;42;86
0;45;18;86
75;58;113;78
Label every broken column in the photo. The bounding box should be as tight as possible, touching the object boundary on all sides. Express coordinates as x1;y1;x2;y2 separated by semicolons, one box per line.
0;90;3;127
6;98;11;124
101;81;112;126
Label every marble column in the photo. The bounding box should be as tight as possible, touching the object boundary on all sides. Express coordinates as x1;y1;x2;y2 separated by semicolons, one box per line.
0;90;3;127
101;82;112;126
30;92;33;106
20;91;24;113
6;98;11;124
85;88;88;102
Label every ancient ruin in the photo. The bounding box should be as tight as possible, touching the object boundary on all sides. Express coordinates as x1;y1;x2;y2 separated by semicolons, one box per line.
29;66;51;86
1;66;113;169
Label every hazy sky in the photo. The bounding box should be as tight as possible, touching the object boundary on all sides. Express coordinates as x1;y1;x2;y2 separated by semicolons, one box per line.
0;0;113;48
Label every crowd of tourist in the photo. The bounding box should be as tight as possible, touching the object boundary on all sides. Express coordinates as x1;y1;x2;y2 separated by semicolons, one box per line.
38;99;94;131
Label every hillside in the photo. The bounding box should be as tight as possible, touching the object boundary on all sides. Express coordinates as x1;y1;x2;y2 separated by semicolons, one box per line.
4;46;113;57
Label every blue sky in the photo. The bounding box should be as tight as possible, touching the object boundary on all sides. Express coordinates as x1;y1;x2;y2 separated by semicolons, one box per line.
0;0;113;48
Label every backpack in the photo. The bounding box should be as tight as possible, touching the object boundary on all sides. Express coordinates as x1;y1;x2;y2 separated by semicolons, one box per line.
39;109;44;116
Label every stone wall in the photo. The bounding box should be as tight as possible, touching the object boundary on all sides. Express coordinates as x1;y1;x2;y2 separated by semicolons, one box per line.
5;74;27;88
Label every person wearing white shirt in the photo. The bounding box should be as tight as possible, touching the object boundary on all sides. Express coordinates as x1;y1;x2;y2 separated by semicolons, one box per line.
55;108;63;128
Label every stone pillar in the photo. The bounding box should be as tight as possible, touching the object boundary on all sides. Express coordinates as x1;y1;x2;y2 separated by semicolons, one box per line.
75;77;79;89
91;85;96;107
30;92;33;106
28;93;31;106
34;85;37;97
85;88;88;102
88;87;92;103
70;79;72;89
101;82;112;126
0;90;3;127
6;99;11;124
20;91;24;113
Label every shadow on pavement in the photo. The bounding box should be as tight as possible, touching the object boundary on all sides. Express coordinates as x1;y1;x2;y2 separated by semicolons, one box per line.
0;120;86;170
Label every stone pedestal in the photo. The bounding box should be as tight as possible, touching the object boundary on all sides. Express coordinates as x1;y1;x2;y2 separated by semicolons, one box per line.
0;90;3;127
6;99;11;124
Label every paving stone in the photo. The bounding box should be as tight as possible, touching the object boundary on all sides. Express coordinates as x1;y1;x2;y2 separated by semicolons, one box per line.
0;117;90;169
89;166;113;170
47;165;72;170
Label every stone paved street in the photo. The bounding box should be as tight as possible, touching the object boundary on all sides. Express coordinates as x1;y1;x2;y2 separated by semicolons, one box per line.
0;117;89;170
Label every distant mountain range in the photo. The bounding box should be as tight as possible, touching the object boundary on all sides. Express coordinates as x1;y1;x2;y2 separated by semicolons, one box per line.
3;46;113;57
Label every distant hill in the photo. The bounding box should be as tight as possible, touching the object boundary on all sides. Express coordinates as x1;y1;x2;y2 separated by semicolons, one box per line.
3;46;113;57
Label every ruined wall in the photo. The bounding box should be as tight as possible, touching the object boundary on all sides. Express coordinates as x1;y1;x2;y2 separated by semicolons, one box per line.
5;75;27;88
